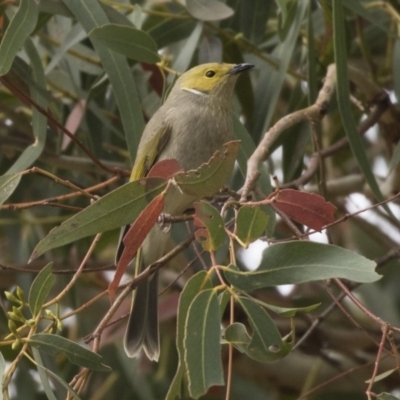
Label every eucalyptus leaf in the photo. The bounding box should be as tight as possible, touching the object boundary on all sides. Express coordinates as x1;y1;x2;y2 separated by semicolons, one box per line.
184;289;224;399
224;242;380;291
29;334;111;372
0;173;21;208
0;1;38;76
28;263;55;316
167;271;212;400
89;24;159;64
30;178;167;260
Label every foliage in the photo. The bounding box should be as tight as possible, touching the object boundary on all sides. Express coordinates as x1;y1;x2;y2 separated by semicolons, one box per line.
1;0;400;399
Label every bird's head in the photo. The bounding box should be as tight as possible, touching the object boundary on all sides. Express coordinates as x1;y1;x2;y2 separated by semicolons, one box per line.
174;63;254;102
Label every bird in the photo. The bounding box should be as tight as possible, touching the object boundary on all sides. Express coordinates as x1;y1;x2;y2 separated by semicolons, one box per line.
118;62;254;361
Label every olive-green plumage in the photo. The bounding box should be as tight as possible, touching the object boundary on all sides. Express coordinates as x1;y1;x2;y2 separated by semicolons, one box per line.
119;62;253;360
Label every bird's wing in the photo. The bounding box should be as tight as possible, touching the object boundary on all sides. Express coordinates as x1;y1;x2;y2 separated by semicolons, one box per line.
130;124;172;181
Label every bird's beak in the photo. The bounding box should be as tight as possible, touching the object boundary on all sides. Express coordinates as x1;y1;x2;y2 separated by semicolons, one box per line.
229;63;254;75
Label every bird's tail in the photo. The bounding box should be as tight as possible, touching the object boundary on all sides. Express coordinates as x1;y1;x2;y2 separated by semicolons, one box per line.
124;267;160;361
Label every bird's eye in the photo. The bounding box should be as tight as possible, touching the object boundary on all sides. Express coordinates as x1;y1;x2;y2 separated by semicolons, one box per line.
205;70;216;78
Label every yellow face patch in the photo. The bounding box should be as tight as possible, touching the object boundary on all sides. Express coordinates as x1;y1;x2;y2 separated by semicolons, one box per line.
179;63;235;94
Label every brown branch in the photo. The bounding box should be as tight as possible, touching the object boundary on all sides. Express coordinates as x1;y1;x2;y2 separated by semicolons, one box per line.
240;64;336;201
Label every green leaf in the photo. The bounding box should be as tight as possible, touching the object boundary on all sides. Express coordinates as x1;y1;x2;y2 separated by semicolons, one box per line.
261;301;321;317
274;0;287;25
194;201;227;251
31;348;82;399
253;0;307;139
146;18;197;49
236;206;269;247
28;334;111;372
28;263;55;316
167;271;212;400
64;0;145;163
0;350;5;400
224;323;251;346
343;0;390;32
186;0;234;21
224;242;381;291
389;141;400;172
31;348;61;400
236;297;291;362
0;173;21;208
89;24;159;64
174;140;240;198
30;178;167;260
365;368;398;384
376;393;400;400
172;21;203;73
0;1;38;76
184;289;224;399
333;0;389;214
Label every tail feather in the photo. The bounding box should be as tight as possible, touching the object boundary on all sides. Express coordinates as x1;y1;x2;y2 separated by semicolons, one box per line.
123;271;160;361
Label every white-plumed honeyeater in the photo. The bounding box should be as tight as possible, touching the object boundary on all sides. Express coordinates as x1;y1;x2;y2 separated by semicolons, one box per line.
117;62;254;361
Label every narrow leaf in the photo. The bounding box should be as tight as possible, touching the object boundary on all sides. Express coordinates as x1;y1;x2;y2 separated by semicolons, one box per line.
224;323;251;346
166;271;213;400
89;24;159;64
333;1;389;213
30;178;167;260
185;289;224;399
0;1;38;76
270;189;336;231
376;393;400;400
29;334;111;372
174;140;240;198
0;173;21;208
31;348;60;400
365;368;398;384
186;0;234;21
194;201;227;251
64;0;145;162
236;206;269;247
236;297;291;362
31;348;82;400
224;242;381;291
5;39;48;175
109;193;165;300
28;263;55;316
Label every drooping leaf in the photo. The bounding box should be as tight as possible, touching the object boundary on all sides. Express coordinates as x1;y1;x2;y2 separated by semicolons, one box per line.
270;189;336;231
365;368;398;384
89;24;160;64
29;334;111;372
31;348;81;400
236;297;291;363
0;173;21;208
109;193;165;300
236;206;269;247
174;140;240;198
186;0;234;21
30;178;167;260
333;0;390;215
5;39;48;175
376;393;400;400
194;201;227;251
224;323;251;346
224;242;381;291
28;263;55;316
184;289;224;399
166;271;213;400
261;301;321;317
64;0;145;162
0;1;38;76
